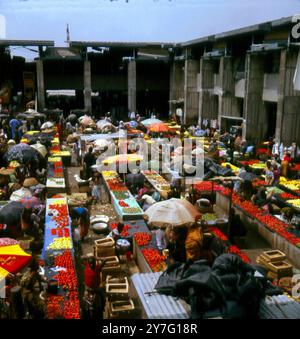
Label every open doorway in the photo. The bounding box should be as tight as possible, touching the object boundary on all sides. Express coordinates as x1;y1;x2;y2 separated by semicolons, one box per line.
264;102;277;140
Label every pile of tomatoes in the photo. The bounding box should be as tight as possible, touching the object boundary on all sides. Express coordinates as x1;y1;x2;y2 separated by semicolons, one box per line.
208;227;229;242
118;200;129;208
141;248;165;271
134;232;152;246
110;223;131;237
51;228;70;237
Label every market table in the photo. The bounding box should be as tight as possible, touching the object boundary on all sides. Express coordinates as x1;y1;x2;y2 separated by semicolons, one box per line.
141;170;171;199
108;219;149;240
131;272;190;319
102;171;144;221
46;178;66;196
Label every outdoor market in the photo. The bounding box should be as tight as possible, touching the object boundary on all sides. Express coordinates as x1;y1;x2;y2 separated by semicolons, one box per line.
1;0;300;322
0;105;299;320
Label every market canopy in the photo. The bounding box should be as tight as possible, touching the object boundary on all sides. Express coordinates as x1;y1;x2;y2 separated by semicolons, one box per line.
144;198;201;227
0;240;31;279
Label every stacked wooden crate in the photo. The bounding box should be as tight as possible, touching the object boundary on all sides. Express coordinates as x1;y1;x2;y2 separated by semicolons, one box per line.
104;276;136;319
256;250;293;280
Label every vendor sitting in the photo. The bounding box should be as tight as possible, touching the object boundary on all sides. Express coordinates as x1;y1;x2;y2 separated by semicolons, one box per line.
251;187;273;213
107;222;125;241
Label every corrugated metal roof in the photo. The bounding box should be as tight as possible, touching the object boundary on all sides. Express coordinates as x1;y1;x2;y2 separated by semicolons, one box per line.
131;272;190;319
70;41;178;49
0;39;54;47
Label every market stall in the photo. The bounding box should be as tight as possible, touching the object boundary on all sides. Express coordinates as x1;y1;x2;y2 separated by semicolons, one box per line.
42;197;80;319
102;171;144;221
141;170;171;199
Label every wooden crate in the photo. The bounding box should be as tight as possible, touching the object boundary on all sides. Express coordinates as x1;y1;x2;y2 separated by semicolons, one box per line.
261;250;286;263
94;238;115;258
106;281;129;301
106;276;128;285
101;256;121;280
257;257;293;275
108;299;136;319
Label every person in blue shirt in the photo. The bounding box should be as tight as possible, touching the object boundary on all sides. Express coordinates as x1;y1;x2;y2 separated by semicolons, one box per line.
9;118;21;140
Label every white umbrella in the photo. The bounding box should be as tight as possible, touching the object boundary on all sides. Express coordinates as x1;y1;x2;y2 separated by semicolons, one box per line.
30;143;47;158
10;187;32;202
144;198;200;228
41;121;54;130
94;139;110;149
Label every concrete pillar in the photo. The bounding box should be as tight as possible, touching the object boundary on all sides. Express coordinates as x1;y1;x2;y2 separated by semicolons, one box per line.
218;56;242;131
128;60;136;113
198;58;218;123
169;61;184;114
36;59;45;111
184;58;199;125
84;60;92;114
275;50;286;144
277;50;300;145
244;53;265;143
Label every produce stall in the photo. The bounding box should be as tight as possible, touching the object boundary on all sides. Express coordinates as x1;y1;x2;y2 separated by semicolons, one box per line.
42;198;80;319
215;189;300;265
102;171;144;221
50;150;71;166
141;170;171;199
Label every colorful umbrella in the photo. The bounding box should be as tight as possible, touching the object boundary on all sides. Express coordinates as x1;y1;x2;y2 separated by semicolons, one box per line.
0;241;31;279
149;123;170;133
10;187;32;202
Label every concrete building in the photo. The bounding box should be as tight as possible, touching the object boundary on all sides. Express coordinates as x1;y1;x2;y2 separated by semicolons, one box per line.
171;16;300;145
1;16;300;144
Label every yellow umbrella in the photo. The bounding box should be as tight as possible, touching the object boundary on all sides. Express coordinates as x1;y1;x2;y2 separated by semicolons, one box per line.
102;154;143;165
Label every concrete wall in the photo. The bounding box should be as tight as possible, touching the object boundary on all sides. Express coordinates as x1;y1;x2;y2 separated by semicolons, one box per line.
244;53;267;142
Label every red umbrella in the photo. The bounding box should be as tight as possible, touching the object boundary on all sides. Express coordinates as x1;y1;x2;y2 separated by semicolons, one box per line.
20;196;40;209
149;123;170;133
0;240;31;279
